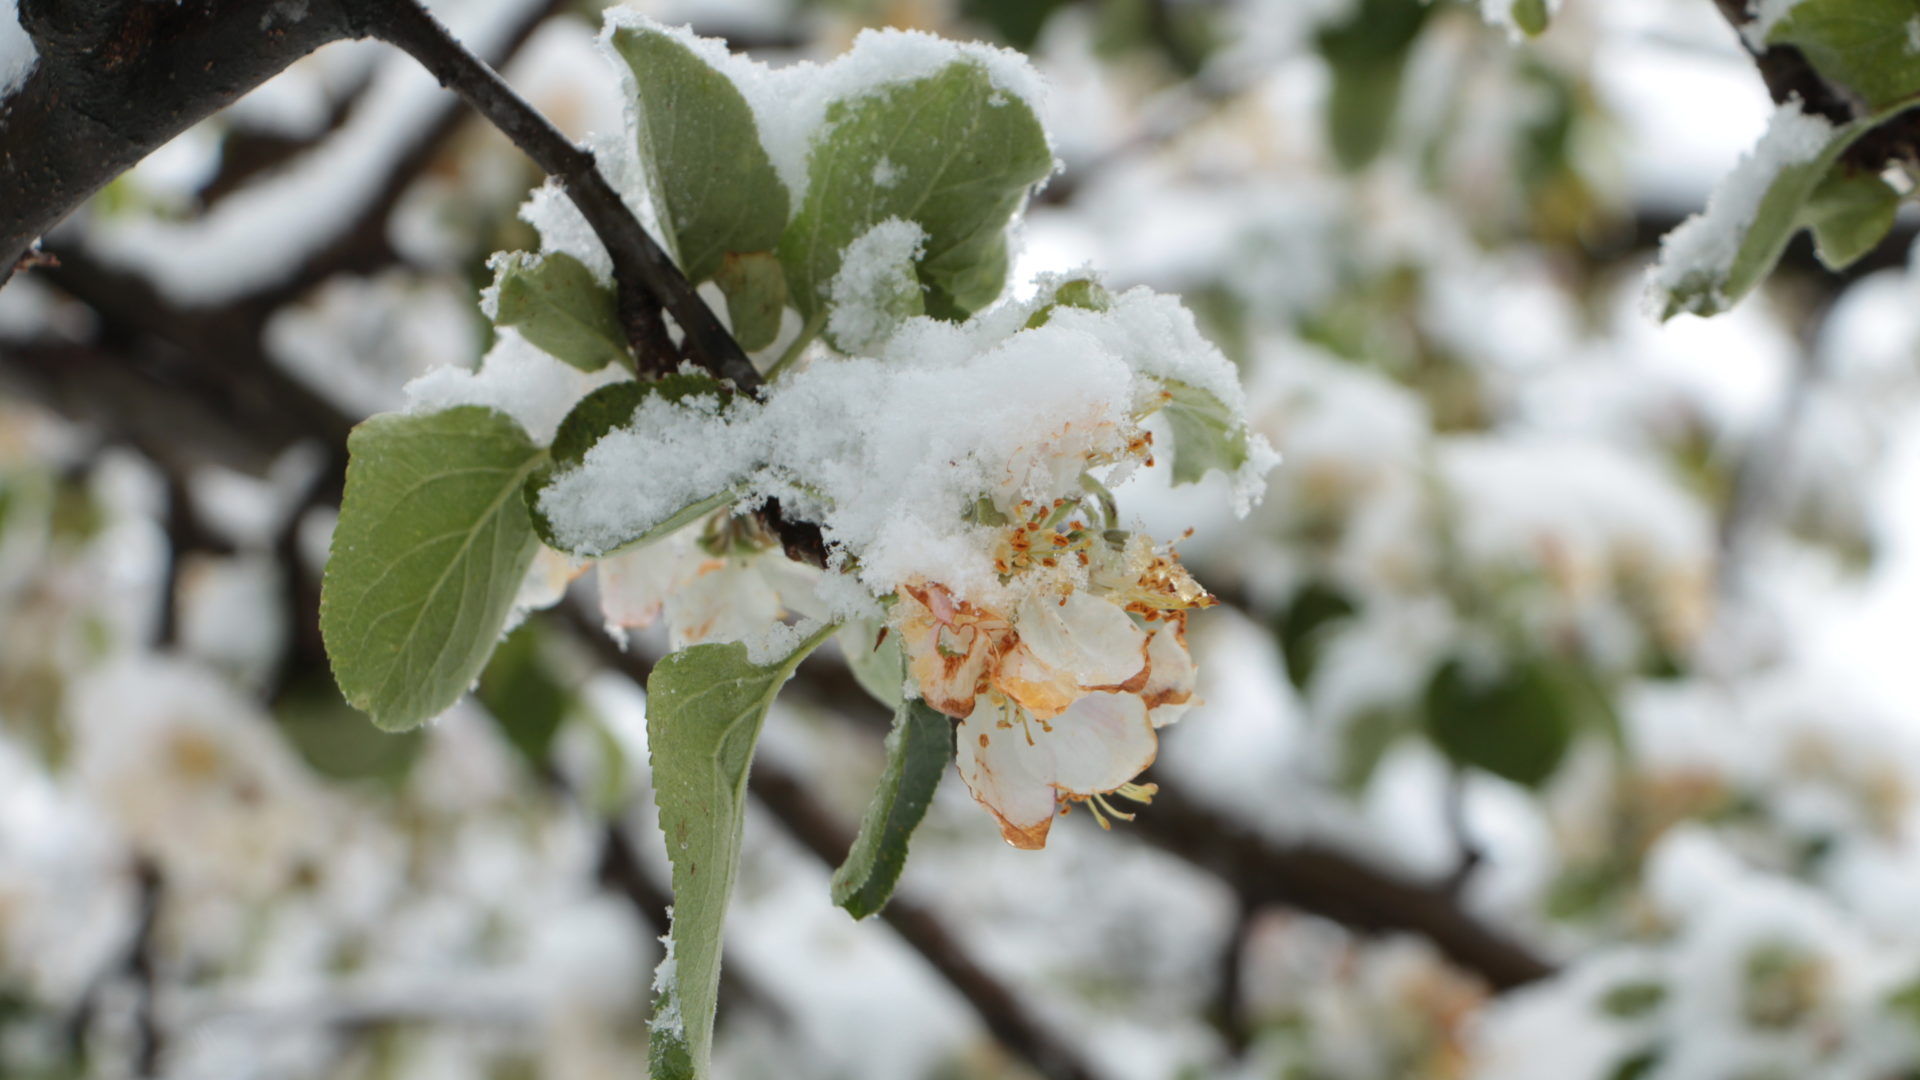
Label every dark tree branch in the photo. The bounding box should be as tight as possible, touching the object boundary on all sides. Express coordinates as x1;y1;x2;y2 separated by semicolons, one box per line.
0;0;375;283
1129;786;1554;991
804;675;1557;993
364;0;758;389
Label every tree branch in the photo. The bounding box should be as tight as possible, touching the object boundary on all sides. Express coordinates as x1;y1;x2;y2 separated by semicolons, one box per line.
801;671;1558;993
1;0;371;283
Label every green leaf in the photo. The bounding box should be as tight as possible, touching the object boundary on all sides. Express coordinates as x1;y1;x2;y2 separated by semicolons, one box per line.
490;251;629;372
778;60;1053;325
320;407;546;732
838;619;906;709
1601;980;1669;1019
525;376;738;555
1509;0;1551;36
1653;100;1920;319
1275;580;1356;690
610;25;790;284
275;669;423;784
1155;378;1253;485
646;626;836;1078
1024;275;1112;329
1421;655;1576;788
1766;0;1920;111
714;251;789;352
475;616;575;767
831;699;953;919
1802;168;1901;271
1316;0;1432;171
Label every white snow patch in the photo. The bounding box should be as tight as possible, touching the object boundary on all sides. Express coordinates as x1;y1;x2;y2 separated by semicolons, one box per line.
0;0;35;98
648;929;683;1037
536;284;1265;608
403;330;627;445
825;217;925;355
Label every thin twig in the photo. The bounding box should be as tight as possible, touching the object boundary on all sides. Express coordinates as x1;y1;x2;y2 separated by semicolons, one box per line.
365;0;758;389
127;858;164;1078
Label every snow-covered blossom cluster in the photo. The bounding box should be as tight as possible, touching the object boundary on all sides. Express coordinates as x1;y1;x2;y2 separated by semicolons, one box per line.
14;0;1920;1076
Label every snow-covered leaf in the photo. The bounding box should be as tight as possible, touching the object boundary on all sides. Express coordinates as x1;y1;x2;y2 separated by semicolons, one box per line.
526;377;737;555
490;251;629;373
779;60;1052;324
610;25;789;284
1648;101;1917;319
831;699;952;919
320;407;546;732
1024;275;1112;328
1156;378;1253;485
646;628;835;1078
824;218;927;354
1765;0;1920;111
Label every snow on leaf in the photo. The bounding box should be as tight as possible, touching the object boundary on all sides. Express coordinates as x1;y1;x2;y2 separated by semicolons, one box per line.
527;376;741;556
1645;100;1920;320
778;59;1053;324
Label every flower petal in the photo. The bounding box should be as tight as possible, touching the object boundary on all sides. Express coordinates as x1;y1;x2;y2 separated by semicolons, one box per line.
666;559;781;649
1016;592;1147;689
895;586;1000;719
956;706;1058;849
598;540;692;630
1040;691;1157;795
